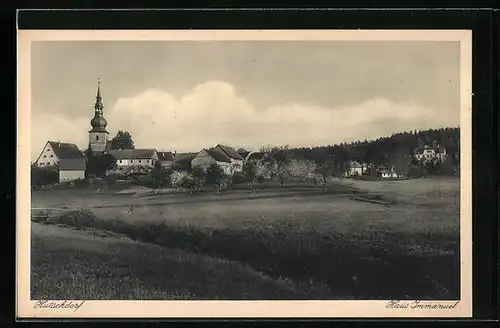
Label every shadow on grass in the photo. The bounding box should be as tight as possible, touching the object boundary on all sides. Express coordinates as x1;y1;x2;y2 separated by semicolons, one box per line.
41;209;460;300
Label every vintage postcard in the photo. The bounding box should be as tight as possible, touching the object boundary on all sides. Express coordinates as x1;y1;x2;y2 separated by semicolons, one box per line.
17;29;472;318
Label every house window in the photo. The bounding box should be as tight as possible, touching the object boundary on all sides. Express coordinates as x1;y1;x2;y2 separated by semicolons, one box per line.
43;155;46;158
138;160;141;163
50;155;53;157
46;149;50;152
96;135;99;141
119;160;122;163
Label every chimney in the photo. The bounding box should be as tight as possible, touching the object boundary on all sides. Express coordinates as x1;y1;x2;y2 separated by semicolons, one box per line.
58;141;61;147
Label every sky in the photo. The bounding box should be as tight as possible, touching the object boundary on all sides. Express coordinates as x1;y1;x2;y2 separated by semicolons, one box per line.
30;40;460;161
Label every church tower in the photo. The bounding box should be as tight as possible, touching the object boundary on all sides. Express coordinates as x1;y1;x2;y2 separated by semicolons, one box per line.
88;79;109;152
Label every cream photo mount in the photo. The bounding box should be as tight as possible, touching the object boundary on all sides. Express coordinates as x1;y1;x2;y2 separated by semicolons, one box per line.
17;29;472;319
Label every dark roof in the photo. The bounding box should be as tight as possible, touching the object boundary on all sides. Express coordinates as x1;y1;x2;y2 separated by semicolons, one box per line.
173;153;197;170
214;144;244;160
238;151;251;159
48;141;84;159
157;151;174;161
107;149;157;160
247;152;266;161
174;152;197;161
59;158;86;171
204;149;231;163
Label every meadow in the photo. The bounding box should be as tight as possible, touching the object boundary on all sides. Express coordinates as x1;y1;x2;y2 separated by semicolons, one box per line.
31;177;460;300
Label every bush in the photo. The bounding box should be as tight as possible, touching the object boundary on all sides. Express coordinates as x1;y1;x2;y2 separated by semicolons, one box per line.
106;174;119;187
73;178;90;188
231;171;246;185
256;175;265;183
47;209;98;228
180;175;197;190
31;166;59;187
407;165;425;178
170;171;190;188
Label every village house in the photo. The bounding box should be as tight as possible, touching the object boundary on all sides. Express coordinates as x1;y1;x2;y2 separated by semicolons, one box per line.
245;151;266;164
157;151;175;169
107;149;158;172
34;141;84;168
212;144;244;172
191;149;233;175
58;158;86;183
343;160;366;177
238;149;252;161
172;152;197;171
414;144;447;163
379;169;399;179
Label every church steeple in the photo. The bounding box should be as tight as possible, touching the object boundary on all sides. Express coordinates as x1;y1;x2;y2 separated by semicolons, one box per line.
89;79;109;152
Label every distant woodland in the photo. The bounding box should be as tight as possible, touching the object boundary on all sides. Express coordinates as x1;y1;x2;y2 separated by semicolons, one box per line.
285;127;460;177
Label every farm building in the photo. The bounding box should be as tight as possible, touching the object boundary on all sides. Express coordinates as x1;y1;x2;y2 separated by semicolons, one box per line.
107;149;158;172
59;158;86;183
172;152;197;171
212;144;244;172
344;161;367;177
191;149;233;175
34;141;84;168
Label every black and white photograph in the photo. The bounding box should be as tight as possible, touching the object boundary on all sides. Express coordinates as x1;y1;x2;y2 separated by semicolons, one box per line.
17;30;472;318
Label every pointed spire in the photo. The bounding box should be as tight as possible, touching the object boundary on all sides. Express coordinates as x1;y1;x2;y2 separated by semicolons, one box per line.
97;78;101;99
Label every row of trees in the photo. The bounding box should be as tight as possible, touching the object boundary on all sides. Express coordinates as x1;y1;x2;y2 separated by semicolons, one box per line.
149;163;239;195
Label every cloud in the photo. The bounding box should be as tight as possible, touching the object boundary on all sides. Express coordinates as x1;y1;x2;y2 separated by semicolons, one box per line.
31;80;458;161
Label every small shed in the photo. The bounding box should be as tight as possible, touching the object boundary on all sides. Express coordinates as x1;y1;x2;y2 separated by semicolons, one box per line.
59;158;86;183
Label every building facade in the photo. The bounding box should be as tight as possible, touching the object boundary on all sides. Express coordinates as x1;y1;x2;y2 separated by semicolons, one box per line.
212;144;244;172
191;149;233;175
34;141;84;168
414;145;447;163
59;158;86;183
107;149;158;172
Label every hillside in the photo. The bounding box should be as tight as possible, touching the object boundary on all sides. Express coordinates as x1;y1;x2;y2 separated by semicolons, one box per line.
289;127;460;168
31;222;317;300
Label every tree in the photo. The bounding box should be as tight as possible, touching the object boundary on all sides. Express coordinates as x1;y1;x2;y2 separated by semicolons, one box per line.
86;153;117;178
191;166;206;190
315;151;337;192
287;159;316;181
242;161;257;182
262;146;291;187
150;161;168;190
205;164;225;195
31;166;58;188
180;175;198;196
391;147;411;178
111;131;135;150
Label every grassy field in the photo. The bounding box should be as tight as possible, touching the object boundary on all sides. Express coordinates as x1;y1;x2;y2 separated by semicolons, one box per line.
31;177;460;300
